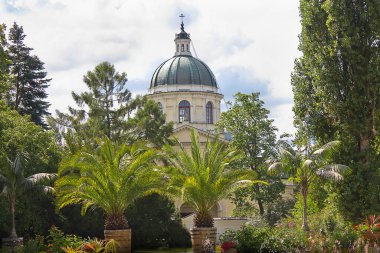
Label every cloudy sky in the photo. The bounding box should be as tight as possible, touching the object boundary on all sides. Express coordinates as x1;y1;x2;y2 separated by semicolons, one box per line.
1;0;301;135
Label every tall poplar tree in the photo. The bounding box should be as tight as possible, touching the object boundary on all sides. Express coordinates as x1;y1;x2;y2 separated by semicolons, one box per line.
292;0;380;221
7;22;51;128
0;24;10;99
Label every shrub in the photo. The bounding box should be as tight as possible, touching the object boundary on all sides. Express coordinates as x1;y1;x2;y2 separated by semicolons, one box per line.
219;224;307;253
260;226;307;253
125;193;191;249
47;226;84;253
24;235;46;253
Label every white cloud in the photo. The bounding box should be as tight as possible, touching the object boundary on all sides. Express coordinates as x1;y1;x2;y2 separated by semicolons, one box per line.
0;0;300;135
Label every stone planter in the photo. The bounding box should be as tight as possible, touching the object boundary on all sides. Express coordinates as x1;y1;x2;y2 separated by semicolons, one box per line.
104;229;131;253
190;227;217;253
2;237;23;251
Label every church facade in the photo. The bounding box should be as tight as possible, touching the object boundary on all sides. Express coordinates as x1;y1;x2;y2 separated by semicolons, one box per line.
147;20;236;218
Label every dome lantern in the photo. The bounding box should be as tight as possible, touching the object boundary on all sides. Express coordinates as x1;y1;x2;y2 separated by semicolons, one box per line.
175;14;192;56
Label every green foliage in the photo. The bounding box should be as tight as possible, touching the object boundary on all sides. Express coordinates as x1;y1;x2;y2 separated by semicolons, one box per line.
0;102;62;174
292;193;320;221
292;0;380;221
55;136;163;230
126;98;173;147
47;226;84;253
0;103;61;240
220;224;307;253
263;197;296;226
23;235;46;253
218;92;280;216
48;61;131;148
125;193;191;249
6;22;51;128
269;140;348;230
0;23;10;99
0;152;55;238
165;129;262;227
59;205;104;239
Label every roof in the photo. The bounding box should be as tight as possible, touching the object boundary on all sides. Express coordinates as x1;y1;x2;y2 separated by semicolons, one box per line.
150;55;218;88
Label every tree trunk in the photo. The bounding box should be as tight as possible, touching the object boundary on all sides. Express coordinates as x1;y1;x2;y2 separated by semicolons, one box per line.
301;185;310;232
9;195;18;238
257;198;265;216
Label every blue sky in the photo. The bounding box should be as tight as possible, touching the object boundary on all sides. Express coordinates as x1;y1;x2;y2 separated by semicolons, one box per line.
0;0;301;135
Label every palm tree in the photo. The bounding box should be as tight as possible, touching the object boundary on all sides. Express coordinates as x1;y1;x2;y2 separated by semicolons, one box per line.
55;136;163;230
0;153;55;239
268;140;348;231
165;130;263;228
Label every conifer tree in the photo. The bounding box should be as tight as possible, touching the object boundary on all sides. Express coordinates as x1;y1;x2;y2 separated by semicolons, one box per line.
7;22;51;128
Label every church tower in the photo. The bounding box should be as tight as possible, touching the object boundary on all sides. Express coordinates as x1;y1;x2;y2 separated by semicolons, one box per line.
148;15;223;134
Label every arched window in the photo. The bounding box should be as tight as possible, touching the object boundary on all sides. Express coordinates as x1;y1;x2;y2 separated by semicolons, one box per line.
181;44;184;52
186;44;189;52
179;100;190;123
157;102;163;111
206;101;213;124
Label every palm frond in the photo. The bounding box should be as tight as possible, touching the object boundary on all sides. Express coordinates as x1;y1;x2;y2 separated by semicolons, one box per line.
316;164;348;181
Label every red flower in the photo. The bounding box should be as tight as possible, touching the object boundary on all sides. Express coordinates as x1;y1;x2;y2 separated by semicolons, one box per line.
221;241;236;250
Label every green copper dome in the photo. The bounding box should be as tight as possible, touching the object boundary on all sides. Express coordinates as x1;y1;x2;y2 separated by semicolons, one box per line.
150;55;218;88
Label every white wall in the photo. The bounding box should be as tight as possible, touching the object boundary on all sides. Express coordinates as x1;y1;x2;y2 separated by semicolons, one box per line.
182;215;248;244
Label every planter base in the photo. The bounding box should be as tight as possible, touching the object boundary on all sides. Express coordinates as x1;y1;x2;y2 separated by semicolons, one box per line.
365;245;380;253
190;227;216;253
2;237;23;250
104;229;131;253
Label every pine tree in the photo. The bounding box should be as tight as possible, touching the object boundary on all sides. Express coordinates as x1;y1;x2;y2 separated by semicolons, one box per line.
49;61;132;149
7;22;51;128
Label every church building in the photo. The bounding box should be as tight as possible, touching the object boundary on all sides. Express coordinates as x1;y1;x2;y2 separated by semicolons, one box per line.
147;18;236;219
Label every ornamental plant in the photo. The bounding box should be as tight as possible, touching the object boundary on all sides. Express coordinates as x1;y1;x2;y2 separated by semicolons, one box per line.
354;214;380;234
164;130;264;228
221;240;237;251
55;136;163;230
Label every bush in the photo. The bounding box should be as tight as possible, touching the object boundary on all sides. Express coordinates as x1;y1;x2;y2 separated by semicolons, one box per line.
24;235;46;253
260;227;307;253
125;193;191;249
47;226;84;253
219;224;307;253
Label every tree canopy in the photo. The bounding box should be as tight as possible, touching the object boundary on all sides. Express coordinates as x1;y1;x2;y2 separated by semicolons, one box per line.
6;22;51;128
217;92;281;217
292;0;380;221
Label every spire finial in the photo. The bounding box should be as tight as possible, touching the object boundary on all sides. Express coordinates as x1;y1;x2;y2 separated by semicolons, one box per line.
179;13;185;32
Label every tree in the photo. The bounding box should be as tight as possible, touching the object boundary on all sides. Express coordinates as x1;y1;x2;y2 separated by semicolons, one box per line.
292;0;380;221
268;140;348;231
165;130;263;227
0;24;10;99
217;92;280;216
127;98;173;147
0;153;55;239
49;62;132;149
55;136;163;230
7;22;51;128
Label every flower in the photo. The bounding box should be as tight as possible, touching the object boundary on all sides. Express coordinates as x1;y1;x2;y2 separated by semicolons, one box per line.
221;241;236;250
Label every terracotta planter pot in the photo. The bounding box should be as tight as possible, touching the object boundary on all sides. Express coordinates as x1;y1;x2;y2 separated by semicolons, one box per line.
190;227;217;253
104;229;131;253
